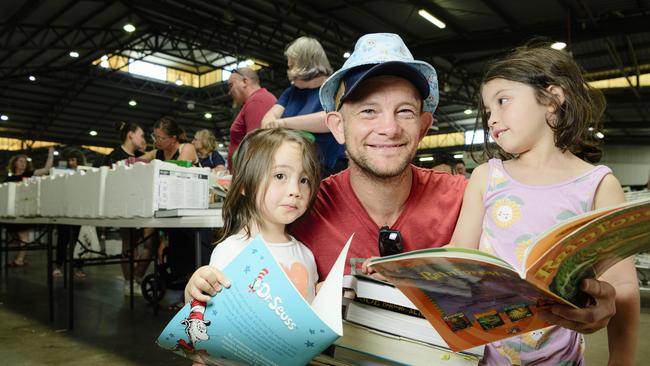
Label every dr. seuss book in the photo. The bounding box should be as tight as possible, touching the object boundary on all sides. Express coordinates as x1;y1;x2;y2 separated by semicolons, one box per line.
157;235;353;365
368;198;650;352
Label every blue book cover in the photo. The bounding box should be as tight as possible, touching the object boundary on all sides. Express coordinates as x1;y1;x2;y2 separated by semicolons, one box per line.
157;235;353;365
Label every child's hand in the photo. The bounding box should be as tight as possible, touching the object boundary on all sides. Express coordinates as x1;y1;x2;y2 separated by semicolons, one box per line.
539;278;616;334
184;265;231;303
361;257;389;282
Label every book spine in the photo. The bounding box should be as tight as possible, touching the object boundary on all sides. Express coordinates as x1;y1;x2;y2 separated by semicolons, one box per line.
355;297;424;318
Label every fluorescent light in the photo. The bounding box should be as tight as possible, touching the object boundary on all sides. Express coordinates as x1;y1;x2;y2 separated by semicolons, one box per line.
100;55;109;61
28;75;36;81
588;127;594;131
53;151;60;156
419;156;434;162
123;23;136;33
343;52;351;58
69;51;79;58
128;100;137;107
89;130;98;136
595;131;605;139
418;9;446;29
175;79;183;86
100;60;109;68
218;143;224;148
551;42;567;50
453;154;464;159
0;115;8;121
464;108;472;115
204;112;212;119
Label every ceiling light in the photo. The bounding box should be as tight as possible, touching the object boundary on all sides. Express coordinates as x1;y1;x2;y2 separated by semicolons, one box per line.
175;79;183;86
89;130;98;136
101;55;109;61
453;154;464;159
419;156;434;162
551;42;567;50
204;112;212;119
128;100;137;107
69;51;79;58
26;157;32;162
53;151;60;156
100;60;109;68
218;143;224;148
464;108;472;115
28;75;36;81
588;127;594;131
343;52;351;58
595;131;605;139
418;9;446;29
0;114;8;121
123;23;136;33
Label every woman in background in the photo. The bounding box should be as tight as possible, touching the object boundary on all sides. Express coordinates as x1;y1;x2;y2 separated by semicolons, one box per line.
261;36;346;177
192;129;226;172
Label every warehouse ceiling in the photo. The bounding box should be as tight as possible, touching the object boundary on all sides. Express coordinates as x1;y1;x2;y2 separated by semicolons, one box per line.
0;0;649;150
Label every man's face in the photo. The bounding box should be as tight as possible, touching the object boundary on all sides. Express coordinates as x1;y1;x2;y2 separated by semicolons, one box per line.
333;76;432;179
228;74;247;107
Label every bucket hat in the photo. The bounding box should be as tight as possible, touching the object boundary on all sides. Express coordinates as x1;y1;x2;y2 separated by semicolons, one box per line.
319;33;438;113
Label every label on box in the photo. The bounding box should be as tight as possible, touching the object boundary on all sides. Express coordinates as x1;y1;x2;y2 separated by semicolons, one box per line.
158;170;208;209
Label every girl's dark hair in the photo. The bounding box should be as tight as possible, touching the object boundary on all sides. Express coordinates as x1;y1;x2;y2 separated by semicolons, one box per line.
218;128;320;243
65;149;87;166
7;154;32;174
153;117;188;143
475;42;606;163
114;121;142;143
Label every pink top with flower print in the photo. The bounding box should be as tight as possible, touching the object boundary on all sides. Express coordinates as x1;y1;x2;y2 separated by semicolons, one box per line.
478;158;612;366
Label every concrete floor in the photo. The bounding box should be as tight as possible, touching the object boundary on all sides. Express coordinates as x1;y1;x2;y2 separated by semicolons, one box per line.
1;250;649;365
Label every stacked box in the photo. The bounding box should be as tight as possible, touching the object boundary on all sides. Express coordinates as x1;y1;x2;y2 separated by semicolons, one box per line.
15;178;42;217
104;160;210;218
0;183;16;217
65;166;108;217
40;173;69;217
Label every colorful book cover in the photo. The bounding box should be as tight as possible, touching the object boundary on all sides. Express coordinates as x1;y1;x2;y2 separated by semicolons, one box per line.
157;235;353;365
368;198;650;351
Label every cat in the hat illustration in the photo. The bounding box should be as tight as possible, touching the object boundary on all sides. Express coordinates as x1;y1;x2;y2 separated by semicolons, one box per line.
176;299;211;358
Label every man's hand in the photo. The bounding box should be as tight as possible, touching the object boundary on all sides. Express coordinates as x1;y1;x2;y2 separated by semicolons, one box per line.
264;119;287;129
539;278;616;334
184;265;231;303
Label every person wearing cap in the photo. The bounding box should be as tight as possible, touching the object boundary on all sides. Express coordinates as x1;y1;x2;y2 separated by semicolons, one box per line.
227;67;277;168
289;33;467;279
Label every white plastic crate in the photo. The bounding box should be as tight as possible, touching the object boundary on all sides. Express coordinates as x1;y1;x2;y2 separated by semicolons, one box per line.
40;173;69;217
0;183;16;217
65;166;108;217
104;160;209;218
14;178;42;217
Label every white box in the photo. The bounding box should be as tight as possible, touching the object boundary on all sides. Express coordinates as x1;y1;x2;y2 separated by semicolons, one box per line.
15;178;42;217
0;183;16;217
104;160;210;218
40;173;69;217
65;166;108;218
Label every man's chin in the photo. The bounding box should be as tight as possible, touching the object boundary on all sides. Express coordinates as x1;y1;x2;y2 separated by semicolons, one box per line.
351;156;411;179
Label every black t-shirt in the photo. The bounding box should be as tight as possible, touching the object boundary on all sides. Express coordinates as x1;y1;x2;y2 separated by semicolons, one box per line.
101;146;143;167
4;170;34;183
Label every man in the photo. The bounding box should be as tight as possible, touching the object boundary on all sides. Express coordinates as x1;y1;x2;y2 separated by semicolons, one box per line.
290;33;466;279
227;67;276;167
455;159;470;178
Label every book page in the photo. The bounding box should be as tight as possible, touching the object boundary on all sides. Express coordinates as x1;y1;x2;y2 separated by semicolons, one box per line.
157;236;341;365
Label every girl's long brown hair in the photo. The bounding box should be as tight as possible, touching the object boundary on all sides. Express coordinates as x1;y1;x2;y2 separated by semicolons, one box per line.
474;42;606;163
218;128;320;243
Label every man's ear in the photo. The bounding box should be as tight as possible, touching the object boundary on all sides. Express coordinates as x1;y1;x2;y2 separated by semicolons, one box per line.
418;112;434;139
546;85;565;112
325;111;346;144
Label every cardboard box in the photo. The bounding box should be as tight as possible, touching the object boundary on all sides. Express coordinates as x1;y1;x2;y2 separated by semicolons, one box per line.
0;183;16;217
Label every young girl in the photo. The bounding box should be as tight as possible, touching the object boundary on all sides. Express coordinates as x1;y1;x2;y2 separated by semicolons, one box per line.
184;128;321;305
450;44;639;365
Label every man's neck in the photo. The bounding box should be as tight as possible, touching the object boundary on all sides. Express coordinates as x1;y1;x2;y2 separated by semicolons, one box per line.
348;164;413;228
245;85;261;101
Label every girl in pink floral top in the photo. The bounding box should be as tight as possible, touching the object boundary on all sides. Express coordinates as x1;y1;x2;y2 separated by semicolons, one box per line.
450;44;639;365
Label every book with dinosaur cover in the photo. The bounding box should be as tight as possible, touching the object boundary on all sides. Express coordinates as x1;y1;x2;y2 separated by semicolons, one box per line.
368;198;650;352
157;235;353;365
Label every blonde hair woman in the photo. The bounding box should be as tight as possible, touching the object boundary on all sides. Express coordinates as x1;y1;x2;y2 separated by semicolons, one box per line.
261;36;346;177
192;129;226;172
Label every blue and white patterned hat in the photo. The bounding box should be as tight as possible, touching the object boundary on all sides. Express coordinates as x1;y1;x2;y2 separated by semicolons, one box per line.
319;33;438;113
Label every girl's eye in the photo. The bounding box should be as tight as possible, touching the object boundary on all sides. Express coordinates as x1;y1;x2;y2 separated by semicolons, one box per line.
497;97;508;105
274;173;286;180
300;177;310;185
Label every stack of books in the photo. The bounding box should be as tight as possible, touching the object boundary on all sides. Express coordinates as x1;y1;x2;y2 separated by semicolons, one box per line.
333;275;482;365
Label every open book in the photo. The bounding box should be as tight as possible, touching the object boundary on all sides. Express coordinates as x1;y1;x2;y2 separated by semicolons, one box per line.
368;198;650;352
157;235;353;365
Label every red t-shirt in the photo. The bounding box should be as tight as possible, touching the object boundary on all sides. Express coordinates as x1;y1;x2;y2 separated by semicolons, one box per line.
228;88;277;167
290;165;467;279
